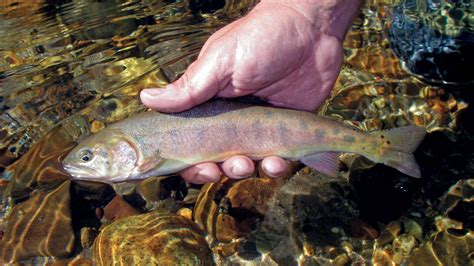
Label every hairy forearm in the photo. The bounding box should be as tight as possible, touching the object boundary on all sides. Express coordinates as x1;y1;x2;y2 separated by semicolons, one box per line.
259;0;363;40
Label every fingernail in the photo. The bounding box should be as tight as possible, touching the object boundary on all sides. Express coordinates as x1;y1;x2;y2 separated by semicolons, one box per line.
197;169;220;183
230;161;250;178
263;164;278;175
262;160;286;178
230;165;242;176
141;88;165;97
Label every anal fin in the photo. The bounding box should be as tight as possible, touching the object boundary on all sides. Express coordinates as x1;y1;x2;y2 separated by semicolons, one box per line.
301;152;341;177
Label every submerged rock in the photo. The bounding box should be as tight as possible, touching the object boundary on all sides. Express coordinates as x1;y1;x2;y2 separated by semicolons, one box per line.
194;176;281;245
408;230;474;266
438;179;474;230
0;181;75;263
230;169;358;265
101;195;142;224
110;175;188;213
93;212;213;265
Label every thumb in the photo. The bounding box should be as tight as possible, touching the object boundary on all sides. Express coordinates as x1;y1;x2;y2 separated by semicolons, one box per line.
141;48;232;113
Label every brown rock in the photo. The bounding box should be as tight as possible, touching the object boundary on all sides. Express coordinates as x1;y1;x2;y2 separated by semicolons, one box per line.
67;257;94;266
252;169;358;265
80;227;98;249
102;195;141;223
95;208;104;220
0;181;75;263
226;176;280;215
212;241;242;258
372;249;394;265
350;218;379;240
377;221;402;246
193;178;226;241
93;213;213;265
194;176;280;244
408;230;474;266
47;256;94;266
215;213;241;243
136;176;169;203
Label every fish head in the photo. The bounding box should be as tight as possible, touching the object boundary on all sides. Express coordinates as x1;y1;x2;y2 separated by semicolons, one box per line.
62;130;140;183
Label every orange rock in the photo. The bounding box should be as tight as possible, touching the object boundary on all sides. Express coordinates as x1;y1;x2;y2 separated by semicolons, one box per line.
94;213;212;265
102;195;141;223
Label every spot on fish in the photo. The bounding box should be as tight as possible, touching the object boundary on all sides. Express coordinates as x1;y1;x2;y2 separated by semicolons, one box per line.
168;129;179;145
333;128;340;135
278;122;288;141
314;128;326;140
224;125;238;139
343;135;356;143
265;111;273;118
278;122;288;132
299;119;308;129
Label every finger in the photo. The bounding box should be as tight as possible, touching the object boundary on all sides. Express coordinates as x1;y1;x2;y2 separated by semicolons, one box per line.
180;162;221;184
141;42;233;113
221;155;255;179
261;156;289;178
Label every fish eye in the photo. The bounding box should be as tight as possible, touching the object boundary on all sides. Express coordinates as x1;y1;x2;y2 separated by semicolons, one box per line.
79;150;94;162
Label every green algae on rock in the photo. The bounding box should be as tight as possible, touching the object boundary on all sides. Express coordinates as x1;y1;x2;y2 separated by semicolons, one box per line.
0;181;75;263
93;212;213;265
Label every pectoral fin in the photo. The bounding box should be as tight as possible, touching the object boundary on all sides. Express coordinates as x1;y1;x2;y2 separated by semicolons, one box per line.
301;152;341;177
138;152;162;173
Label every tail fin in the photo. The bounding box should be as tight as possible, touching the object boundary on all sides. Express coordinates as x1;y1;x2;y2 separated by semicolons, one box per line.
372;126;426;178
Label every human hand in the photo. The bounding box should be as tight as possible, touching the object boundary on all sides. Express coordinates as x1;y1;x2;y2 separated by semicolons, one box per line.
141;0;361;183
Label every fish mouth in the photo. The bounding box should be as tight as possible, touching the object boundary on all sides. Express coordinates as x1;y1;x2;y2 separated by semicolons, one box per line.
62;164;103;180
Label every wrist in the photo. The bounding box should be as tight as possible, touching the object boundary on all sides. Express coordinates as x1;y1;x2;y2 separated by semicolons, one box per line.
259;0;363;41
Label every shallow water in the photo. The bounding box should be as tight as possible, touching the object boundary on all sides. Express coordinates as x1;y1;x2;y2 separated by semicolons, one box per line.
0;0;473;265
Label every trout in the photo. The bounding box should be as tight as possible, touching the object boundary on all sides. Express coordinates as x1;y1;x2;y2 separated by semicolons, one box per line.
62;100;426;183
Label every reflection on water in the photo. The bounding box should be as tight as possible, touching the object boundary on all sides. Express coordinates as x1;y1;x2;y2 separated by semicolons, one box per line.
387;0;473;85
0;0;473;265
